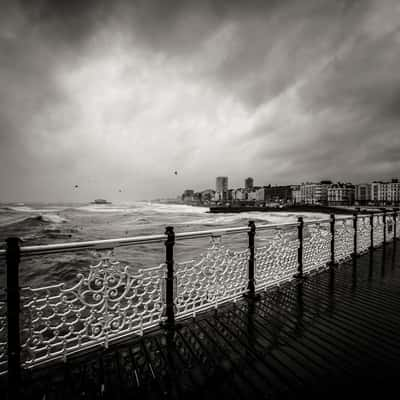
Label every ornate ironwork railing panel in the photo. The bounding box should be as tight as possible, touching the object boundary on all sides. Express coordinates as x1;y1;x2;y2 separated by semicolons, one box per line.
386;214;395;242
334;219;354;263
303;221;331;274
2;212;398;376
175;236;249;319
255;228;298;290
357;216;371;254
19;250;164;367
0;287;7;375
373;215;385;247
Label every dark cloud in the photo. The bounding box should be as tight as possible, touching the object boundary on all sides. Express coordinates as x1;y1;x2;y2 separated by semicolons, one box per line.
17;0;112;46
300;28;400;113
0;0;399;201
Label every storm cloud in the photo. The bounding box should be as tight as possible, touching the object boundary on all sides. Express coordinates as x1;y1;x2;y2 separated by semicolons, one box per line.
1;0;399;202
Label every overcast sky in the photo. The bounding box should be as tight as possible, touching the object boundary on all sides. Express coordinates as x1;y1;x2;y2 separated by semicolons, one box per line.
1;0;399;202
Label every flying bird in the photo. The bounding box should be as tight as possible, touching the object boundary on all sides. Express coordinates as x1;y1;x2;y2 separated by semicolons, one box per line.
174;171;178;175
74;184;79;189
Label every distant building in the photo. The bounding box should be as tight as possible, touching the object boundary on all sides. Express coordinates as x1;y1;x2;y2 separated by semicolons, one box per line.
216;176;228;192
293;188;302;204
245;177;254;190
247;190;258;201
233;188;246;201
200;189;215;203
264;185;293;204
213;192;221;202
370;179;400;205
256;188;265;202
182;189;195;203
216;176;229;201
294;181;331;205
355;184;372;205
328;183;355;206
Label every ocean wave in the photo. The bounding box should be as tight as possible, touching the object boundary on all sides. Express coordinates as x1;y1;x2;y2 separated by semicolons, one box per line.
176;211;329;226
142;203;209;214
0;206;36;212
38;214;68;224
135;217;151;224
1;214;68;228
74;205;134;213
0;205;65;213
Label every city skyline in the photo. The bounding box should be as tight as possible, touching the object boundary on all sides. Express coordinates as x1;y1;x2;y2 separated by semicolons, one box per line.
180;176;400;207
1;0;400;202
184;175;399;194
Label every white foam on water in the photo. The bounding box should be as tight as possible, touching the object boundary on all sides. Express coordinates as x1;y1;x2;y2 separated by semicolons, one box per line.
0;215;31;226
39;214;68;224
75;205;132;213
1;205;69;213
1;205;36;212
140;203;209;214
177;211;330;226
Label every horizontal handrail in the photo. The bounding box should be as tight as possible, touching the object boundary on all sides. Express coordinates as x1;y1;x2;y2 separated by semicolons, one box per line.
9;218;332;257
18;234;167;257
0;212;394;259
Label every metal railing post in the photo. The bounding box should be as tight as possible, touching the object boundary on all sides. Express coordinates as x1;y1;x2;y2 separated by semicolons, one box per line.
370;214;374;251
382;209;387;245
352;212;358;258
247;221;256;298
297;217;304;279
394;209;398;242
164;227;175;327
6;237;22;398
330;214;337;267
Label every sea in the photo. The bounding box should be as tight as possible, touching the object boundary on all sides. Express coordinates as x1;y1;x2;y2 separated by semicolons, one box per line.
0;202;328;288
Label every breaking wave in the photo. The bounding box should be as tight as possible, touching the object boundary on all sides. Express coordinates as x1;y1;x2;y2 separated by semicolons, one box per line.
1;214;68;228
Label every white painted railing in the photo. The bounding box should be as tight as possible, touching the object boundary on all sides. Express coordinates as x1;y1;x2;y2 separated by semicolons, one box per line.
0;211;398;376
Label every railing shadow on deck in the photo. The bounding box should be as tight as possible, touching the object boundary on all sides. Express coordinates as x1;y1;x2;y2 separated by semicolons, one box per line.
0;208;399;398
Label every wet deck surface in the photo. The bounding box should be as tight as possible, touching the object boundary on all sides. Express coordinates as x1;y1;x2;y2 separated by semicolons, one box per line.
5;241;400;399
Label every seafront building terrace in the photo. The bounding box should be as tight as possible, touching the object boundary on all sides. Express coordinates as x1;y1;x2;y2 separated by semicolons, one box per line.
0;209;400;398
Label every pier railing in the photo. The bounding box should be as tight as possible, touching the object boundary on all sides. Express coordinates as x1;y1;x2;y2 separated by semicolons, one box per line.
0;210;399;385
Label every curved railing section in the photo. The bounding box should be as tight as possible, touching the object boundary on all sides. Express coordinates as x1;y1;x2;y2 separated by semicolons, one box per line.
20;253;164;368
255;224;299;289
0;209;398;376
175;236;249;318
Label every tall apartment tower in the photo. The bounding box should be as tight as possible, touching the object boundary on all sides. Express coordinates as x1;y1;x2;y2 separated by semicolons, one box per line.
216;176;228;193
245;177;254;190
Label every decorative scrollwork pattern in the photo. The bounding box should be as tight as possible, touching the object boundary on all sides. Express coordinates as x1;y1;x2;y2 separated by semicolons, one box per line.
20;250;164;367
357;216;371;254
372;215;384;247
303;222;332;273
0;288;7;375
255;228;298;289
175;237;249;318
334;219;354;262
2;212;397;374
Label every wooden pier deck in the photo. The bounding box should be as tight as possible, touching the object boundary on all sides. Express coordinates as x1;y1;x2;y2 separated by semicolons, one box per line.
4;241;400;399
